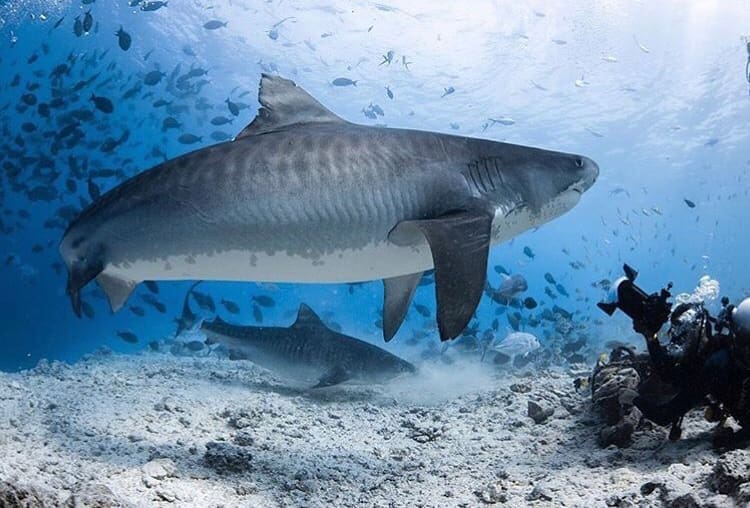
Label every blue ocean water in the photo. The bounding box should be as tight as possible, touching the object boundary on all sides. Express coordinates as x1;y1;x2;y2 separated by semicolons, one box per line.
0;0;749;372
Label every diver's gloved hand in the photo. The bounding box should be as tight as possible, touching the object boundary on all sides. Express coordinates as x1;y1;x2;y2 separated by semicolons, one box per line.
633;318;658;339
633;321;647;337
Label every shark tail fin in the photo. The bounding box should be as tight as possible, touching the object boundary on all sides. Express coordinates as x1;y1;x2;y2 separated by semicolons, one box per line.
175;281;203;336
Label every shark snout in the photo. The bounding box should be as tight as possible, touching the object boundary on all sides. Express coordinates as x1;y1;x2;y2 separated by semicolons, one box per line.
577;155;599;192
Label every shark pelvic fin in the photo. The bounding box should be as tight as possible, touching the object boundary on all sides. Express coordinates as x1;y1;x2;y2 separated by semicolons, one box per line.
293;303;325;328
313;365;350;388
392;203;494;341
236;74;346;139
228;349;250;361
95;273;137;312
382;272;422;342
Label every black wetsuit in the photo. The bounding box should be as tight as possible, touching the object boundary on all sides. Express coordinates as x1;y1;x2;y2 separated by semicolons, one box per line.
636;303;732;431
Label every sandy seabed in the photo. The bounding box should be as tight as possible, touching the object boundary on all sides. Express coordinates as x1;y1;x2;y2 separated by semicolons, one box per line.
0;348;748;507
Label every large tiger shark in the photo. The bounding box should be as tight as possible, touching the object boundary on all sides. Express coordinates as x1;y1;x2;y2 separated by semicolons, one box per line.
60;74;598;341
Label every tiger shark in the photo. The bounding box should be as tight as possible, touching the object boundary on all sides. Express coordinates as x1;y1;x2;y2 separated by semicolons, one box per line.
60;74;598;341
202;303;416;388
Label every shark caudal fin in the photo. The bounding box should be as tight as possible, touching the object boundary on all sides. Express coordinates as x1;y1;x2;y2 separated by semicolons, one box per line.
390;201;493;341
235;74;347;139
174;281;202;336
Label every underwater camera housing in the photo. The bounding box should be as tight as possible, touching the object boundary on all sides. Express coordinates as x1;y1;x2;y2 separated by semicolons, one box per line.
597;264;673;336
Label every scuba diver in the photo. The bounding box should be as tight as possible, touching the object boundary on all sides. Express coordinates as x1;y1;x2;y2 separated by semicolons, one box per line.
711;297;750;444
598;265;750;444
635;299;733;440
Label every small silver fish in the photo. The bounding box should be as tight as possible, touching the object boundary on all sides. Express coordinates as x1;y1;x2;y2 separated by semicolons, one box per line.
493;332;540;359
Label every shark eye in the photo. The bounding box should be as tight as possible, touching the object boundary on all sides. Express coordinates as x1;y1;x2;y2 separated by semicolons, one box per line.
575;158;583;168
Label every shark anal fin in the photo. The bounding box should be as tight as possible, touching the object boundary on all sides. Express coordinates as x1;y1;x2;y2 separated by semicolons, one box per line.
383;272;422;342
313;365;350;388
96;273;137;312
394;205;493;341
236;74;346;139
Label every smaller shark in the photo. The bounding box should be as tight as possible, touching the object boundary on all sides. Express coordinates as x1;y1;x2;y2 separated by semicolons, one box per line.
202;304;416;388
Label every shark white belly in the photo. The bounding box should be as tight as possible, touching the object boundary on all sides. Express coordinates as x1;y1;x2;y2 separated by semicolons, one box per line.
105;240;435;284
104;199;566;284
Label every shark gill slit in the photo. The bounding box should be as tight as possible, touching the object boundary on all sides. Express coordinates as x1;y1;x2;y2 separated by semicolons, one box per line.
474;161;487;193
464;162;480;193
465;157;506;196
483;158;497;191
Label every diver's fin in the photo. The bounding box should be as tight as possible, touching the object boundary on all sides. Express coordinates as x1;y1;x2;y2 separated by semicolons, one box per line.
293;303;325;328
95;273;137;312
382;272;422;342
313;365;350;388
391;204;493;341
236;74;346;139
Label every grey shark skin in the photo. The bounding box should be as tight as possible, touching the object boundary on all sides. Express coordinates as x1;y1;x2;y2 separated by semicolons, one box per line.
201;304;417;387
60;74;598;341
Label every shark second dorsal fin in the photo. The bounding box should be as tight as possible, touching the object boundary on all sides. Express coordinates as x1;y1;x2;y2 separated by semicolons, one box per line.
235;74;346;139
293;303;325;328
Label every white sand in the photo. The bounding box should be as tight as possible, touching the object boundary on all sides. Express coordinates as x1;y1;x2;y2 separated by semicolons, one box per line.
0;349;747;507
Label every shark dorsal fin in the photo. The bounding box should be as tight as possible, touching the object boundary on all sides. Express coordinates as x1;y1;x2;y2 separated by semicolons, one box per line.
235;74;346;139
200;315;232;335
293;303;325;328
208;315;230;327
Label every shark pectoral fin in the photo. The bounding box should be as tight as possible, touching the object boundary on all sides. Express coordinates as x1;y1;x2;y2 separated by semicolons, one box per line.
396;206;493;341
313;365;350;388
236;74;347;139
382;272;422;342
95;273;138;312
